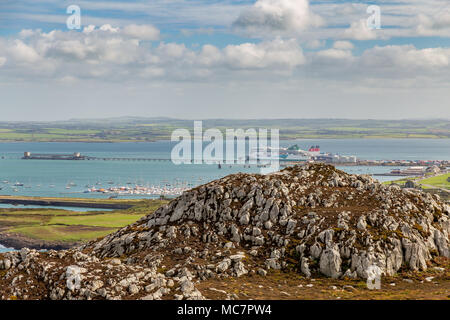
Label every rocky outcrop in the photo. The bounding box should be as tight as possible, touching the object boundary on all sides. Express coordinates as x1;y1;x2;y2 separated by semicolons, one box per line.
1;164;449;300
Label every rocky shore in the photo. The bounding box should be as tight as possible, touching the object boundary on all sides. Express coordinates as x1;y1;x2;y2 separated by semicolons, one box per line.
0;164;448;300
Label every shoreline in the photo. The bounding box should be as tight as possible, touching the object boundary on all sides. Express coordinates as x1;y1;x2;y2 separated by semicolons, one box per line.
0;137;449;144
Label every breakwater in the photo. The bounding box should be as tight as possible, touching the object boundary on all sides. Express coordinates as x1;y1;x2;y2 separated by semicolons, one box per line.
21;152;449;168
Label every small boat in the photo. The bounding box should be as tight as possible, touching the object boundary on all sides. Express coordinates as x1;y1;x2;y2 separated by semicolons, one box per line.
49;184;55;188
14;182;24;186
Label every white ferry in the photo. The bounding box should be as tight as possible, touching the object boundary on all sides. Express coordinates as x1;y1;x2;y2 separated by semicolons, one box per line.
249;145;321;162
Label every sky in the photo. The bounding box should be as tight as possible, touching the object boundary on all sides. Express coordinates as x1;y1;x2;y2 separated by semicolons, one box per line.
0;0;450;121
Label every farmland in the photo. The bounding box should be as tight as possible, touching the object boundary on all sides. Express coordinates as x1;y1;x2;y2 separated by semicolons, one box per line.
0;118;448;142
0;199;167;249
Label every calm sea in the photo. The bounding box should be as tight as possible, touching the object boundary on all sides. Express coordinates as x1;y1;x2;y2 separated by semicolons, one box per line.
0;139;448;200
0;139;449;253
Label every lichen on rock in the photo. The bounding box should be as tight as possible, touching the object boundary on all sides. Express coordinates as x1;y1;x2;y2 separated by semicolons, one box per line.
0;164;449;300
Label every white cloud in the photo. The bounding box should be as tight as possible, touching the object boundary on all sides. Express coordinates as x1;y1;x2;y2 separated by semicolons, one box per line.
360;45;450;70
18;29;37;38
343;19;379;40
2;1;450;120
306;43;450;84
122;24;160;41
139;66;165;78
310;41;355;67
0;26;308;82
305;39;325;49
224;38;305;69
99;24;120;33
230;0;450;41
233;0;323;36
316;48;353;61
2;25;450;88
157;43;189;59
416;10;450;36
198;45;223;67
8;40;41;64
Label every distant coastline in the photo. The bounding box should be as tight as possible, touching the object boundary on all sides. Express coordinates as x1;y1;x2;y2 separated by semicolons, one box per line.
0;137;449;143
0;118;448;141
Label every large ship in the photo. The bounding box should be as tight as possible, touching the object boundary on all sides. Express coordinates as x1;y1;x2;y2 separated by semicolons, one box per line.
249;145;321;162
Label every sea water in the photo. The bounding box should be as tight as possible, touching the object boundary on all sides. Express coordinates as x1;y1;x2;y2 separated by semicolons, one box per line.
0;139;448;199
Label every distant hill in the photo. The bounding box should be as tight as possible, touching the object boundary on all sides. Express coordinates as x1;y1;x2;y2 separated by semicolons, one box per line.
0;118;448;142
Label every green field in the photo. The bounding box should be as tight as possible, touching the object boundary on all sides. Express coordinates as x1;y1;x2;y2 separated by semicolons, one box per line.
48;213;145;228
384;173;450;191
0;118;448;142
0;199;167;244
419;173;450;190
0;195;148;206
7;225;116;242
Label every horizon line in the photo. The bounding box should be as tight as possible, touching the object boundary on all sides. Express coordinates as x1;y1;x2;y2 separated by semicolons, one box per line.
1;116;449;123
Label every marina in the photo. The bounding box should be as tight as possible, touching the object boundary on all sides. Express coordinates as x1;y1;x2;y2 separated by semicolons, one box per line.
0;139;448;200
83;184;192;196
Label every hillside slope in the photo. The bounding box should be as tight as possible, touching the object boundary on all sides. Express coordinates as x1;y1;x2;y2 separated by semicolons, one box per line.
0;164;449;300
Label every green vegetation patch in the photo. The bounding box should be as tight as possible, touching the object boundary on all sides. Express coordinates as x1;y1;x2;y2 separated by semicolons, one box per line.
420;173;450;190
8;225;116;242
49;212;144;228
0;118;448;141
0;199;168;243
